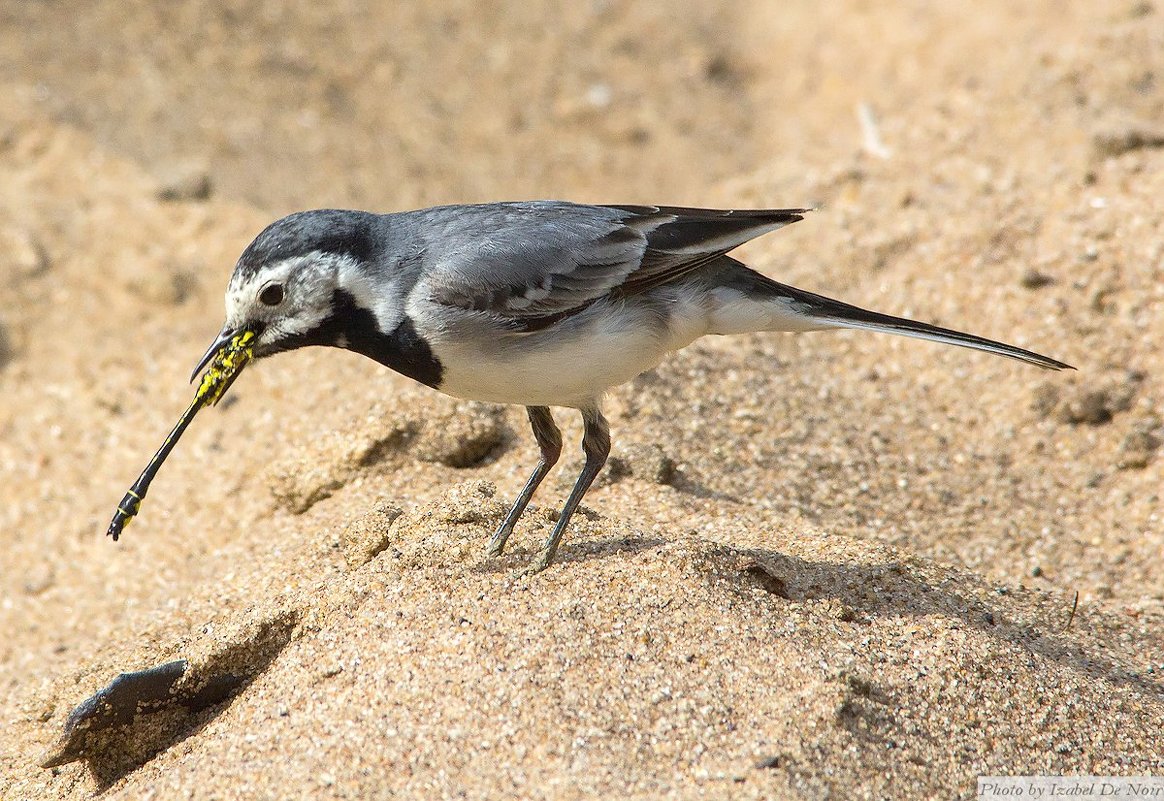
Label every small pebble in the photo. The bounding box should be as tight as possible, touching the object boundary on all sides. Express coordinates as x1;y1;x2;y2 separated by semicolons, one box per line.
1052;376;1142;426
1020;269;1054;289
156;162;213;202
1060;389;1115;425
0;226;50;277
340;502;404;568
1092;125;1164;160
22;563;54;595
607;443;676;485
0;321;11;368
1117;425;1161;470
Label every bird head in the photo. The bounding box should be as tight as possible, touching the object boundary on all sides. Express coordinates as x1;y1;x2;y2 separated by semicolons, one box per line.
189;209;382;382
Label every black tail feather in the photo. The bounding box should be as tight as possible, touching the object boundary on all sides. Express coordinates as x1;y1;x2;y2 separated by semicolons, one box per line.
766;278;1073;371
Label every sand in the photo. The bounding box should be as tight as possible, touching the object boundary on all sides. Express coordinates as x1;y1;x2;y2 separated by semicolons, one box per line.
1;2;1161;798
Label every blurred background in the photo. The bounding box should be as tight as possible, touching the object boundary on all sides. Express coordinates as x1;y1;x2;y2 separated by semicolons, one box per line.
8;0;1156;212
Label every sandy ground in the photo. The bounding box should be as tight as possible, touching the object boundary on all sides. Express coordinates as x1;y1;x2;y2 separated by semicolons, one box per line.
1;1;1162;798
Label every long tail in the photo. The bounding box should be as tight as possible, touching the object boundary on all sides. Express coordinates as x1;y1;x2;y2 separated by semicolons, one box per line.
739;268;1073;371
783;282;1072;370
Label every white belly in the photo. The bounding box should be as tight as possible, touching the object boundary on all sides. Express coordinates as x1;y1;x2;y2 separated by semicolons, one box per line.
433;308;686;408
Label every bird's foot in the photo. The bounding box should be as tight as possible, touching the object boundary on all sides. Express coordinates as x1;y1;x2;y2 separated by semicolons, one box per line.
523;546;556;576
486;524;512;558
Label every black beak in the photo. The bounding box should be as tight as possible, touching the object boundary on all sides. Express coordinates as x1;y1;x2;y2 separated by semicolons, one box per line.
190;324;237;383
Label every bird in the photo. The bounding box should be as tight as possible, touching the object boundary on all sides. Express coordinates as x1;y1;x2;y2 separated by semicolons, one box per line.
184;201;1072;572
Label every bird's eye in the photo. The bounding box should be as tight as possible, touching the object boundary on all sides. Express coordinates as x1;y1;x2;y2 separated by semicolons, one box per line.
259;283;284;306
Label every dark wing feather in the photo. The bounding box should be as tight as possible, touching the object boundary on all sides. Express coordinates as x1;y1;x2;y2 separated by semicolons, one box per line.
419;201;807;329
605;205;807;296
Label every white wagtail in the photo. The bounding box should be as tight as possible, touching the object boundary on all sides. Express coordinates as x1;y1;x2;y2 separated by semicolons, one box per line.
108;202;1072;571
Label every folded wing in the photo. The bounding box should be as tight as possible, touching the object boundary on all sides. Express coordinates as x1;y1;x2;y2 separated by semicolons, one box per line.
421;201;806;329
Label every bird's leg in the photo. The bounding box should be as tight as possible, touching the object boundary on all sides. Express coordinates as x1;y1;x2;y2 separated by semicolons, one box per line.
529;406;610;573
487;406;562;557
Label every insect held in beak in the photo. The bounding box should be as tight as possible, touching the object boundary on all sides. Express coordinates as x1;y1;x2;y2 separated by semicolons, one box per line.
105;329;256;540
